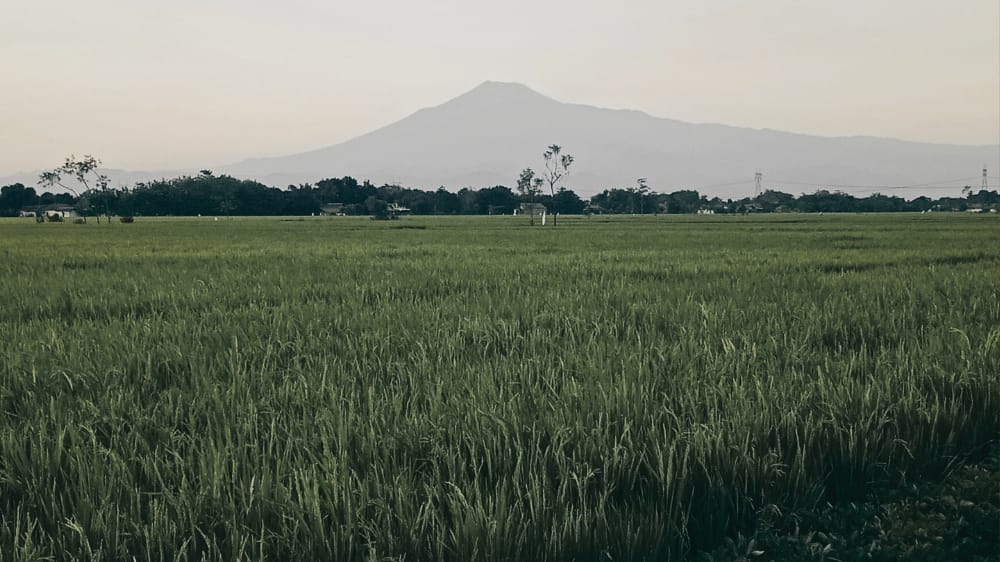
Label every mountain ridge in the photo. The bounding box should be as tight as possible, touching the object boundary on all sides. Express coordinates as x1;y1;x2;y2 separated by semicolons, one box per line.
4;81;996;198
223;81;996;197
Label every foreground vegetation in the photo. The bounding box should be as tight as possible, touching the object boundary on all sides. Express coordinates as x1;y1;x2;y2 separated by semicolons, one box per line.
0;214;997;561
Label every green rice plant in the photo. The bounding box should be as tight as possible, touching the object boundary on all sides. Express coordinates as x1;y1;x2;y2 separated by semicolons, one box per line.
0;213;996;560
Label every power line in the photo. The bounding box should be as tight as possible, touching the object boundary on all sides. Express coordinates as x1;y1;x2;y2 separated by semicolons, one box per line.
695;178;754;190
754;178;992;194
766;176;982;190
672;174;997;196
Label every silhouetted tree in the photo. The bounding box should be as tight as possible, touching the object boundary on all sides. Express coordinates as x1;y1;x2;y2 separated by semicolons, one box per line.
38;155;110;222
517;168;544;225
590;188;633;214
432;187;461;214
754;190;796;212
542;145;573;225
549;188;585;215
0;184;38;216
662;190;701;214
476;185;520;215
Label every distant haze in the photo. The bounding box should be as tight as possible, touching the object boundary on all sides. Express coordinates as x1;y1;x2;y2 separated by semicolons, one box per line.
2;81;996;199
2;0;997;182
220;81;1000;198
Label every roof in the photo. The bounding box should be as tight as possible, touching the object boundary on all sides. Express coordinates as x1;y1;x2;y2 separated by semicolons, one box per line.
23;204;76;212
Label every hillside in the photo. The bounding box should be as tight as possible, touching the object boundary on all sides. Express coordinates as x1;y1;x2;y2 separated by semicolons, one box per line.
222;81;997;198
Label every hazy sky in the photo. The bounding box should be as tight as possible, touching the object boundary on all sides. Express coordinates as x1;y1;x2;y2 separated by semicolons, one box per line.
2;0;997;176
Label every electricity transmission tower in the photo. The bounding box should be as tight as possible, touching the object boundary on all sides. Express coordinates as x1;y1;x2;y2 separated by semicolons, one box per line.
754;170;762;198
965;166;989;199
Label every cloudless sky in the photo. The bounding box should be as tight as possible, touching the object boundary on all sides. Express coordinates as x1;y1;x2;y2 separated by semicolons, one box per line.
2;0;997;176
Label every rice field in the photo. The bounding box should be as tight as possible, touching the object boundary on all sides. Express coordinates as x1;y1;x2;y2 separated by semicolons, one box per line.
0;213;997;561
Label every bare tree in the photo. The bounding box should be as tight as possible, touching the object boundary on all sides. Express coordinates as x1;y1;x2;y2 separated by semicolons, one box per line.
636;178;649;215
542;145;573;225
39;155;111;223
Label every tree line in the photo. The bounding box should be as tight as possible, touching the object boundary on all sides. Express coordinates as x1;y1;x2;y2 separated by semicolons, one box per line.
590;186;998;214
1;171;996;218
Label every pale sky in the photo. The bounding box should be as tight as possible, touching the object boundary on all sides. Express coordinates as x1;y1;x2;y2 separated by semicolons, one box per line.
2;0;997;176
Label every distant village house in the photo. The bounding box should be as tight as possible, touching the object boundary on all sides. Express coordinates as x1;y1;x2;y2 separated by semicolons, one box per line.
517;203;547;216
20;204;78;220
320;203;345;216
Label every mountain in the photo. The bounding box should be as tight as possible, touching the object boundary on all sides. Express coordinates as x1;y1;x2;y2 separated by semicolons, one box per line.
221;81;997;198
5;82;997;198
